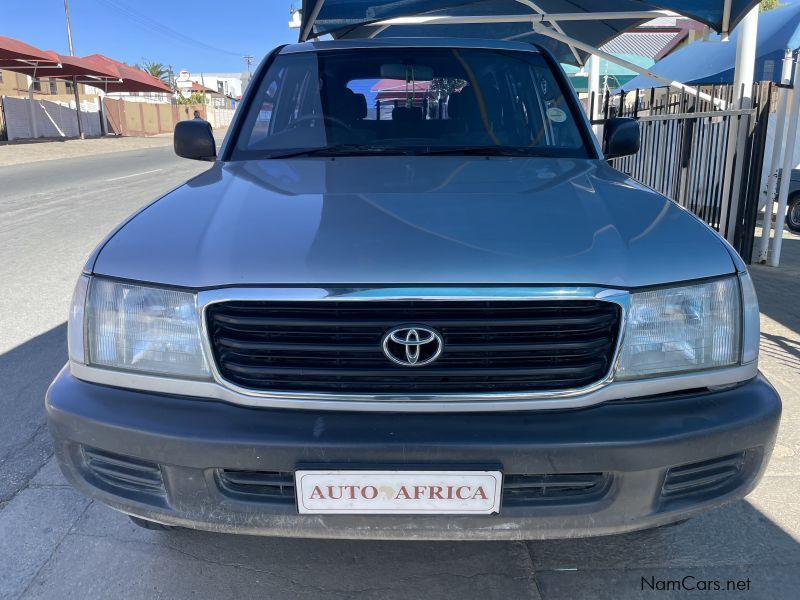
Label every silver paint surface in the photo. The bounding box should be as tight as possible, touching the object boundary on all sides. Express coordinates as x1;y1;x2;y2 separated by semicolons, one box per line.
92;157;735;288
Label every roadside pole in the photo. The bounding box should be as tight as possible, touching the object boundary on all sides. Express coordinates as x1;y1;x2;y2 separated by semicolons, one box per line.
64;0;84;139
770;57;800;267
757;50;793;263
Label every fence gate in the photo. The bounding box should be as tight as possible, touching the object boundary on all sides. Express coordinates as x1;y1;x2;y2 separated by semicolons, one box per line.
592;83;772;262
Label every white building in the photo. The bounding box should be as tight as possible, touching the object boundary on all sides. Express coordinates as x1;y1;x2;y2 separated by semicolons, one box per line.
176;70;244;100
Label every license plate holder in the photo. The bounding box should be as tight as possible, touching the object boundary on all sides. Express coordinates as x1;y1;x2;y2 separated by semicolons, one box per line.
295;470;502;515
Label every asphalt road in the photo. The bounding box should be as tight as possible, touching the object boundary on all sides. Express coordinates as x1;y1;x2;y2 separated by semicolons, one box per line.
0;146;210;508
1;145;799;599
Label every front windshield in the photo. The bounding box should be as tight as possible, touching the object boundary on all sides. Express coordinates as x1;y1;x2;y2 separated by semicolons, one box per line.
233;47;592;159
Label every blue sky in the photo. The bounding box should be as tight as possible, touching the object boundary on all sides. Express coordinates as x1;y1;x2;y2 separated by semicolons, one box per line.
3;0;300;73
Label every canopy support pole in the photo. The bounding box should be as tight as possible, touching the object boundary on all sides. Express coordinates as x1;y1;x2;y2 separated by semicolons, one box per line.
72;76;84;139
587;54;601;138
721;0;732;39
719;5;758;241
770;58;800;267
530;23;727;108
300;0;326;42
757;50;793;263
514;0;583;65
27;77;39;139
368;12;678;26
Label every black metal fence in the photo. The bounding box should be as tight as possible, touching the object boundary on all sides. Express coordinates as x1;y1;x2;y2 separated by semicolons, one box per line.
590;83;772;261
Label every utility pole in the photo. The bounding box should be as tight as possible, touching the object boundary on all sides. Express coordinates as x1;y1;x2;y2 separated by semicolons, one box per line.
243;55;253;77
63;0;84;138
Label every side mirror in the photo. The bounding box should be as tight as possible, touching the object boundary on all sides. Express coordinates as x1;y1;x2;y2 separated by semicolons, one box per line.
603;117;640;159
174;120;216;161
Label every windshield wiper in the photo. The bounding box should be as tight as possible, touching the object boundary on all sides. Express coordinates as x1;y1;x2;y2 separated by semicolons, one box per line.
414;146;547;157
265;144;411;159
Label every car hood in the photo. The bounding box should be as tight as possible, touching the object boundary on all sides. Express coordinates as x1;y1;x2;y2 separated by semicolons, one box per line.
92;157;735;289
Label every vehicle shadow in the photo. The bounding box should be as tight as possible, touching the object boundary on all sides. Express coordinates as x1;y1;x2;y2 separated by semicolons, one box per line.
6;321;800;598
749;234;800;337
0;322;66;502
58;494;800;599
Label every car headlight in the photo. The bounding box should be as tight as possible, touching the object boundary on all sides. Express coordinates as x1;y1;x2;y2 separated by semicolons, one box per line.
615;276;750;380
73;277;210;379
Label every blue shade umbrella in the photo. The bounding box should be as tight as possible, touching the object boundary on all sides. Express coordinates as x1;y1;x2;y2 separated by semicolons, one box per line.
299;0;761;64
621;2;800;90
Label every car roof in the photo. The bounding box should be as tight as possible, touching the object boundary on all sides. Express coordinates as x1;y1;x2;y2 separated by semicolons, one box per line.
280;38;542;54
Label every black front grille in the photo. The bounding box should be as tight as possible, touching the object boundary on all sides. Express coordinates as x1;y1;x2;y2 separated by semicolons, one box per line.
216;469;610;507
206;299;621;394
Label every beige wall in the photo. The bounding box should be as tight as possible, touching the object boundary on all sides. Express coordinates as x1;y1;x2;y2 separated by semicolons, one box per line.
0;70;29;96
104;98;208;137
0;70;94;99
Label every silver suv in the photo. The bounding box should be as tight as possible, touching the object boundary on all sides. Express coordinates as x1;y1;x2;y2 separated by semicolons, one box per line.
47;39;780;539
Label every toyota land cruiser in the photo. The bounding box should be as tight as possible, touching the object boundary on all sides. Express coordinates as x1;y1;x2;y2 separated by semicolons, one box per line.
46;39;781;539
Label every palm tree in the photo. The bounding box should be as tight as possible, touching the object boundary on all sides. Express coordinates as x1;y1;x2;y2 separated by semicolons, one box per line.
137;60;171;87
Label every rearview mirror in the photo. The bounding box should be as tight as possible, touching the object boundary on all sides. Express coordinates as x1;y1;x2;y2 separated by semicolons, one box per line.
174;120;216;161
380;63;434;81
603;117;640;159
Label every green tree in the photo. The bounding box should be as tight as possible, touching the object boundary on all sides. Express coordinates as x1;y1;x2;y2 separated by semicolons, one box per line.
176;91;207;105
760;0;784;11
136;60;171;87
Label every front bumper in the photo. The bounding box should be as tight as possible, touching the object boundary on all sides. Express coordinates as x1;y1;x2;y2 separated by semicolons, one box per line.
46;368;781;540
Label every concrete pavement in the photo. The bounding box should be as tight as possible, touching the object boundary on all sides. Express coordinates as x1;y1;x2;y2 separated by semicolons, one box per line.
0;144;799;598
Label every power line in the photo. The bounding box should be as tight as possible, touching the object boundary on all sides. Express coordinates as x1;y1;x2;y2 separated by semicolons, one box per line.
93;0;244;57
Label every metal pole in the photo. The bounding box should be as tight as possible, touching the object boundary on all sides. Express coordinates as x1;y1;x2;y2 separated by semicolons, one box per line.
371;11;678;26
770;58;800;266
757;50;793;263
731;7;758;110
515;0;582;65
587;54;601;139
299;0;326;42
719;6;758;241
721;0;733;40
530;23;727;108
64;0;84;139
27;77;40;138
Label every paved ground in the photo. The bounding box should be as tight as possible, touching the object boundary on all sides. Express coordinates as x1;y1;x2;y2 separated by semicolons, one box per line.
0;144;799;599
0;135;174;167
0;128;228;167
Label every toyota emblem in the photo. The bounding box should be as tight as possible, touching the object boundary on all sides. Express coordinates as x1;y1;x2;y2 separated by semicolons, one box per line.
382;326;444;367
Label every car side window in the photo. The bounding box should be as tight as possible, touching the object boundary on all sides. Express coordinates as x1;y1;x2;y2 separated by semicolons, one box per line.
237;53;327;151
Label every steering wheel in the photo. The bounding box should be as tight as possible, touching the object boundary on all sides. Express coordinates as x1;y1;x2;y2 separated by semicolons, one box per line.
291;114;352;131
